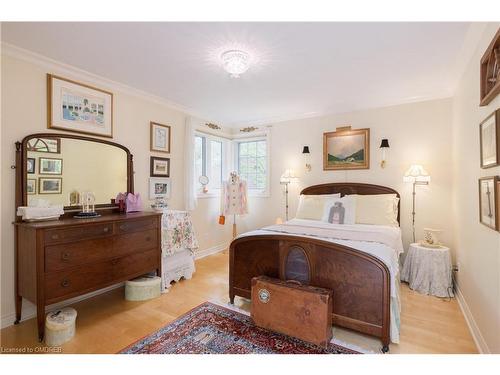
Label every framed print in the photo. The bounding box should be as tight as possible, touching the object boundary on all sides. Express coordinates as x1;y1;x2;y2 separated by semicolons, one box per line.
27;179;36;195
480;110;500;168
149;177;171;199
47;74;113;138
150;122;171;153
478;176;499;230
150;156;170;177
323;126;370;170
27;137;60;153
39;158;63;175
27;158;36;174
39;177;63;194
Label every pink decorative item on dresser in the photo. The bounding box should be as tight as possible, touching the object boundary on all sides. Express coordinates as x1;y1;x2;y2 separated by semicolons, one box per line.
126;193;143;212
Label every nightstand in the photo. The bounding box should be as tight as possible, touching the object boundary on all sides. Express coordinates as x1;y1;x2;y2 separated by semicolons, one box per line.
401;243;454;298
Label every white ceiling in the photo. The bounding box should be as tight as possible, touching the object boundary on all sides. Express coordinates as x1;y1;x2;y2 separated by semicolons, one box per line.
1;22;472;127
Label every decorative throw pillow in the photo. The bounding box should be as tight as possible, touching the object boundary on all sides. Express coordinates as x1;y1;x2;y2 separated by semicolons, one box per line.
321;196;356;224
351;194;399;226
295;194;341;221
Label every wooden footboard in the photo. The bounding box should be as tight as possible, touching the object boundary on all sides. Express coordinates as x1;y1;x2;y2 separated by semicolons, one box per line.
229;234;391;350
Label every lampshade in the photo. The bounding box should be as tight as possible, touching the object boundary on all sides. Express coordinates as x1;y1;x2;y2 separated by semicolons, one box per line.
379;139;390;148
403;164;431;183
280;169;299;184
302;146;310;154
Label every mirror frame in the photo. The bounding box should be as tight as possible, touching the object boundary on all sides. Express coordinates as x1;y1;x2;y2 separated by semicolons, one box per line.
15;133;134;216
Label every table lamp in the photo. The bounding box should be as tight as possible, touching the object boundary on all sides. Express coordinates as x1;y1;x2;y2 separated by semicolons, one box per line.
403;164;431;243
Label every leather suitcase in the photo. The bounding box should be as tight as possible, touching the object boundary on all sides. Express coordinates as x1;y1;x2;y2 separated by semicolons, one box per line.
251;276;333;347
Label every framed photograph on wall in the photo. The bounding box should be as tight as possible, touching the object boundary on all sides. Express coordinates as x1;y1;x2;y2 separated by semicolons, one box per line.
150;156;170;177
478;176;499;230
47;74;113;138
39;177;63;194
323;126;370;170
27;137;61;154
27;179;36;195
480;110;500;168
39;157;63;175
149;177;171;199
27;158;36;174
150;122;171;153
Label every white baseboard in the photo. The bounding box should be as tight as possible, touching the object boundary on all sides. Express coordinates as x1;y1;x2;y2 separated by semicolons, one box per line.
455;283;490;354
194;243;228;260
1;283;124;329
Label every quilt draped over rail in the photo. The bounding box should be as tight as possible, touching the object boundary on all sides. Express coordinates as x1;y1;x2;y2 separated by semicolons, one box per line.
161;210;199;256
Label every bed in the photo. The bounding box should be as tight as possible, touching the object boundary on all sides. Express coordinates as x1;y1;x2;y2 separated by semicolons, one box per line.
229;183;403;352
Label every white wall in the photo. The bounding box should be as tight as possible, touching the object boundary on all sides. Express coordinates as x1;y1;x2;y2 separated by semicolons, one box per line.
237;99;454;251
0;50;231;326
451;23;500;354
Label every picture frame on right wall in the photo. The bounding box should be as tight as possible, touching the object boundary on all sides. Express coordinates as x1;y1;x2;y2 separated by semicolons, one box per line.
480;109;500;168
478;176;499;231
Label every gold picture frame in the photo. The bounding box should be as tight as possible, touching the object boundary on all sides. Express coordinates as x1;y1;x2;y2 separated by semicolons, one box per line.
323;126;370;170
478;176;499;231
47;74;113;138
39;177;63;195
150;122;171;153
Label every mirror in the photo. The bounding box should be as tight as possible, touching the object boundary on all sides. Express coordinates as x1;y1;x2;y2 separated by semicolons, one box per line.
21;134;132;209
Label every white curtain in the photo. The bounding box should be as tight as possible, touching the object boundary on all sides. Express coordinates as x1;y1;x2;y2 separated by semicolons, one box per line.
184;116;197;211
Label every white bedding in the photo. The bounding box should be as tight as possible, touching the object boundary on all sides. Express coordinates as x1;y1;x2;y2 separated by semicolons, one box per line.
237;218;403;343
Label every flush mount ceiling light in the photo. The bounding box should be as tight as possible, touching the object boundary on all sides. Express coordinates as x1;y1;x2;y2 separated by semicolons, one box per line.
220;49;251;78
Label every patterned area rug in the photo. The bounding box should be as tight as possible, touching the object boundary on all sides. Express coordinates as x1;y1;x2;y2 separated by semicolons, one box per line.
120;302;359;354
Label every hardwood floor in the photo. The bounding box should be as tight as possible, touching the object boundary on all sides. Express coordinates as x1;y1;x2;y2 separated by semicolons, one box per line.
0;250;478;354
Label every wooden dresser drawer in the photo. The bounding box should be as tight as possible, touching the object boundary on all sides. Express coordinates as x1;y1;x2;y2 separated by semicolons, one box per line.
45;261;113;301
116;218;157;234
45;238;114;272
45;223;113;245
113;249;159;280
113;229;157;257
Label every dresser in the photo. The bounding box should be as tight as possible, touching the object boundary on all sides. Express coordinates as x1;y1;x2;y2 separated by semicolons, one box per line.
14;212;162;341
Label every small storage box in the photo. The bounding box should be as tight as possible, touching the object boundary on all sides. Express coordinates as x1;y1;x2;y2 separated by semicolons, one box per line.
45;307;77;347
125;275;161;301
251;276;333;347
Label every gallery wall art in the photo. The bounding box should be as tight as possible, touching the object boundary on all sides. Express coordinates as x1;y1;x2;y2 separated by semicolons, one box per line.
323;126;370;170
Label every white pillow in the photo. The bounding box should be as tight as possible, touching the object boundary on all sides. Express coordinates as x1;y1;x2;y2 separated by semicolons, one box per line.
295;194;341;221
351;194;399;226
321;195;356;225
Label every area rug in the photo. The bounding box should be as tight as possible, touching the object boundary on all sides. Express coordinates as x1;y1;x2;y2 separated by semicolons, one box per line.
120;301;359;354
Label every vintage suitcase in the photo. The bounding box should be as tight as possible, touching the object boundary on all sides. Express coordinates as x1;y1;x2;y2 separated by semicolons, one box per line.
251;276;333;347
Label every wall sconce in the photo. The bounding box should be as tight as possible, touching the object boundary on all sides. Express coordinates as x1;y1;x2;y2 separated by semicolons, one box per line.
302;146;311;172
379;139;390;168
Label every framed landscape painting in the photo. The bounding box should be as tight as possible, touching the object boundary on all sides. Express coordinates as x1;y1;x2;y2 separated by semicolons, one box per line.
47;74;113;138
480;110;500;168
39;177;63;195
150;156;170;177
323;126;370;170
149;177;171;199
478;176;499;230
39;157;63;175
150;122;171;153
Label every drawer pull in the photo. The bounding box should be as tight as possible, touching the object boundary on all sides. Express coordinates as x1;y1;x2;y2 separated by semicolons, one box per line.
119;224;128;231
61;279;70;288
61;252;70;261
111;259;119;265
103;227;109;233
51;234;59;240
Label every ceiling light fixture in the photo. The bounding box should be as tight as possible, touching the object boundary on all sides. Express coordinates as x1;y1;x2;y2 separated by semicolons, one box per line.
220;49;251;78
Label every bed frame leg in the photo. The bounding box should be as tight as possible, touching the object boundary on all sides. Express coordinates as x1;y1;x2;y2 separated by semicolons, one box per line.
381;345;389;353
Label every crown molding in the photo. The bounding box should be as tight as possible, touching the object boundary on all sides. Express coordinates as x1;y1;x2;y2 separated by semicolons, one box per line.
1;42;219;124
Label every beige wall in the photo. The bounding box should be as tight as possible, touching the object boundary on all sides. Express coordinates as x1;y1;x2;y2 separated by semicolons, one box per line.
0;52;231;325
237;99;454;251
451;23;500;353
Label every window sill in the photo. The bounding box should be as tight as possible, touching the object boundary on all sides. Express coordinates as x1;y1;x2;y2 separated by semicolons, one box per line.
197;193;221;199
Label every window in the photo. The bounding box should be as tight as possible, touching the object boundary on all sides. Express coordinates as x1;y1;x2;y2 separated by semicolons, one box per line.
194;133;227;195
236;139;268;195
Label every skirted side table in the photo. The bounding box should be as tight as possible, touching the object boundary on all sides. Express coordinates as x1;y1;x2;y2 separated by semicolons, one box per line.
401;243;454;298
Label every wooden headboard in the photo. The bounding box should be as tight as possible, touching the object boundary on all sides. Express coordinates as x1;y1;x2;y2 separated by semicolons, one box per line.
300;182;401;224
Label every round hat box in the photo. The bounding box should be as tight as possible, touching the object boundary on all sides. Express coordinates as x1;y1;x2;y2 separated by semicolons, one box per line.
125;275;161;301
45;307;77;347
